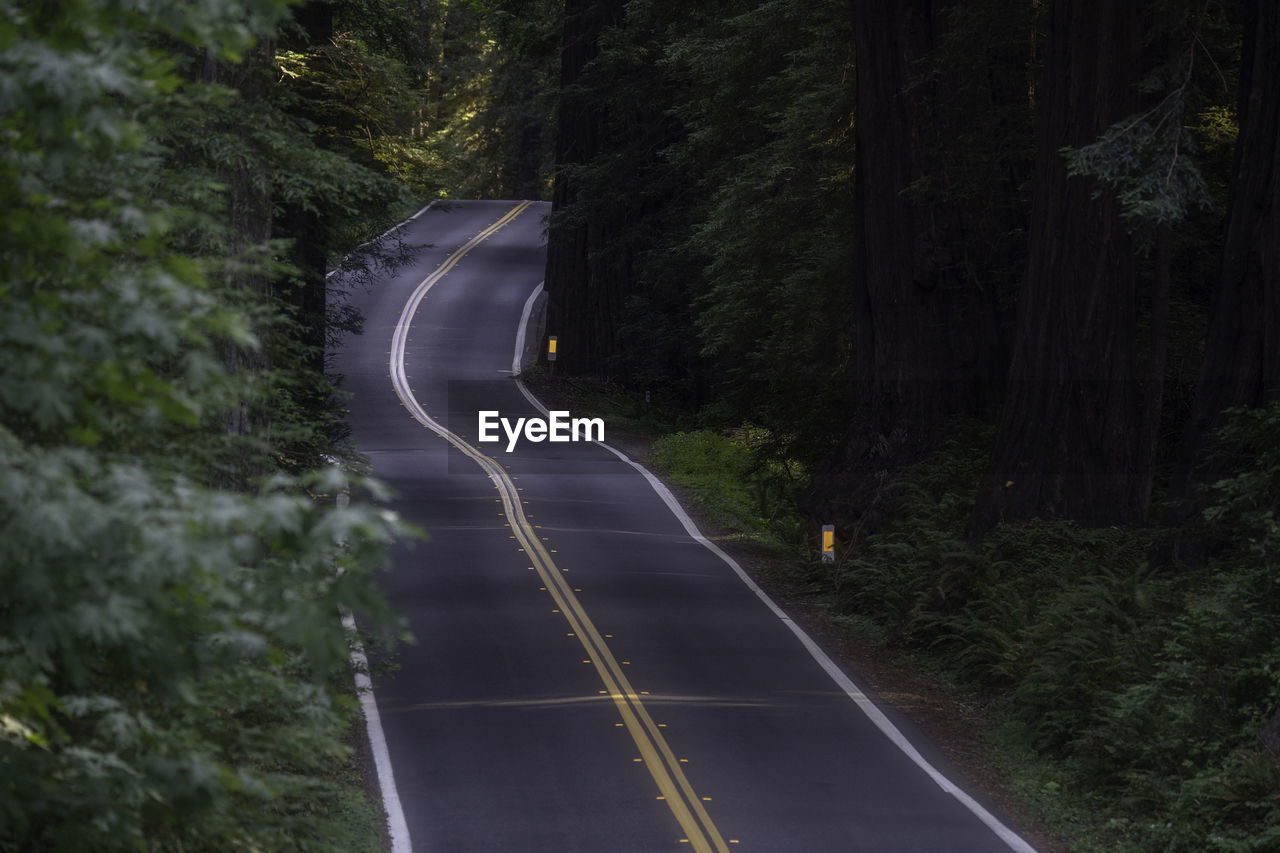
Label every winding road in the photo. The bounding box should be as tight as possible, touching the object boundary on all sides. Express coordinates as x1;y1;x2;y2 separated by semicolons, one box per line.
333;199;1037;853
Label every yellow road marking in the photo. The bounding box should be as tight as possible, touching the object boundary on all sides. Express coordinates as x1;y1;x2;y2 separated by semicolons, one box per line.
388;201;729;853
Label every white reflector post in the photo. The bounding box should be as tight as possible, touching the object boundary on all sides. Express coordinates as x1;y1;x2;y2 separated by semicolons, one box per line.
547;335;558;362
821;524;835;563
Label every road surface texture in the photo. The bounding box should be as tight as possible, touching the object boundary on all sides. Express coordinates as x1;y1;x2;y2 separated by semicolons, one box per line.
333;199;1036;853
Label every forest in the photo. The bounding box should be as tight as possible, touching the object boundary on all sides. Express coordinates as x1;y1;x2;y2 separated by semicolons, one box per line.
2;0;1277;851
539;2;1280;848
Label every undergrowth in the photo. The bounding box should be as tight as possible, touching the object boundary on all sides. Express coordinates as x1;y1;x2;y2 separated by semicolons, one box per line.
827;411;1280;851
647;428;805;551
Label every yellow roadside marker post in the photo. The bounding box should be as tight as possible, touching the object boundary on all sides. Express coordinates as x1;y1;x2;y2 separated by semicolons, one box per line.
547;335;558;376
821;524;835;563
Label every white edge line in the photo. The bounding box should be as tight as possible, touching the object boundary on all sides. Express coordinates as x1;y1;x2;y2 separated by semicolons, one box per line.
338;202;445;853
364;201;534;850
508;285;1038;853
344;613;413;853
327;200;439;279
341;201;529;853
511;281;544;375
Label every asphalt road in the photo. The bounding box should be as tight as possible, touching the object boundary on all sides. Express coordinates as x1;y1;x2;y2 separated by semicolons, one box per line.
333;199;1036;853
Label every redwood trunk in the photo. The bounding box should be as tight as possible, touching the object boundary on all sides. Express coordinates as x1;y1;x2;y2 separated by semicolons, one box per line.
543;0;625;375
1170;0;1280;507
807;0;1005;522
972;0;1147;530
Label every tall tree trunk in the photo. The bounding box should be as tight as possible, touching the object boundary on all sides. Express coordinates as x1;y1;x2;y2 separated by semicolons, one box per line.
200;45;277;455
280;204;329;375
1137;225;1173;512
805;0;1006;522
1167;0;1280;531
280;1;335;379
971;0;1147;532
543;0;625;375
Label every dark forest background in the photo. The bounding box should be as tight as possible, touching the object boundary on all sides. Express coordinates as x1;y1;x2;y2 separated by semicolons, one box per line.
536;3;1280;849
2;0;1276;850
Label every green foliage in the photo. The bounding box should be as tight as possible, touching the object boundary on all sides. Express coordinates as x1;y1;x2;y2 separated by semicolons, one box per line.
833;427;992;630
676;0;858;459
648;429;803;549
320;0;560;200
1100;402;1280;851
0;440;401;851
1203;403;1280;550
451;0;560;198
544;0;859;455
0;1;405;849
1061;3;1238;245
277;30;438;200
1062;96;1211;232
830;410;1280;851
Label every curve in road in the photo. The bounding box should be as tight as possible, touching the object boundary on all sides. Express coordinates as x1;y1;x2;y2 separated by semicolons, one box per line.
334;200;1039;853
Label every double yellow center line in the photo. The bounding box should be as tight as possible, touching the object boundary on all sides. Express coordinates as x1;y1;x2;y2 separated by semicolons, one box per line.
388;202;730;853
